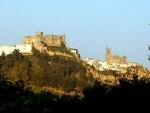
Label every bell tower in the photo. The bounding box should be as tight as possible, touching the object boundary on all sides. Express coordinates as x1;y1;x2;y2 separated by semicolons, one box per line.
106;48;111;63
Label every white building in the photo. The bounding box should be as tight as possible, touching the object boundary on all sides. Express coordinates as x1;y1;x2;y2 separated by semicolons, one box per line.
83;58;105;71
16;44;32;54
82;58;140;73
0;45;15;55
69;48;79;55
0;44;32;55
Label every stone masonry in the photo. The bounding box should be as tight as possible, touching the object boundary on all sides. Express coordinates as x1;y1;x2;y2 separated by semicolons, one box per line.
23;32;66;51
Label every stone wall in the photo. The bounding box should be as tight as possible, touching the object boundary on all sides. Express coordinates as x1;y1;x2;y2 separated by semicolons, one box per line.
23;32;66;50
23;36;35;45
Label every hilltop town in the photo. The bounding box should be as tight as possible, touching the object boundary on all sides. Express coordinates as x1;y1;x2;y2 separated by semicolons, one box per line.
83;48;140;73
0;31;150;113
0;32;149;84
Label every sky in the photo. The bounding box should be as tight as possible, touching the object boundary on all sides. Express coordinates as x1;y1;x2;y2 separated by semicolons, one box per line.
0;0;150;68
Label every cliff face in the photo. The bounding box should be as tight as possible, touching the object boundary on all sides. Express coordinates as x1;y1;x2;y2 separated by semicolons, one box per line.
125;66;150;79
82;59;150;85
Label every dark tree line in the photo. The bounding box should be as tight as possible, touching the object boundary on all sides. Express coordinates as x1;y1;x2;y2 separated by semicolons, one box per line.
0;74;150;113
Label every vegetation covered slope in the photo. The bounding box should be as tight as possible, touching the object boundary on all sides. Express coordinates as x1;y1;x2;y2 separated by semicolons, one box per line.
1;74;150;113
1;47;150;112
0;48;93;93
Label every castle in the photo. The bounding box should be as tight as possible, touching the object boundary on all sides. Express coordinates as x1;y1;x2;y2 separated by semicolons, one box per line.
23;32;66;49
0;32;67;55
106;48;127;64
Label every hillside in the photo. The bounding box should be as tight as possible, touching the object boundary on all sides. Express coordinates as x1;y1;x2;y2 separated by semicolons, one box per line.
1;47;150;113
0;46;149;96
0;47;94;94
1;69;150;113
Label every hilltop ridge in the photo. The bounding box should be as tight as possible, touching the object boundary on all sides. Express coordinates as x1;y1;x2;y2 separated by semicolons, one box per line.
0;32;149;94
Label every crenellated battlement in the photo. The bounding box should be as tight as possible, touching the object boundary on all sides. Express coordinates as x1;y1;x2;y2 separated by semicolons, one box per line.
23;32;66;50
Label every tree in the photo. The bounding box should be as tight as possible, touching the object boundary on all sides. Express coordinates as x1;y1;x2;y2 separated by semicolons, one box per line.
12;49;24;62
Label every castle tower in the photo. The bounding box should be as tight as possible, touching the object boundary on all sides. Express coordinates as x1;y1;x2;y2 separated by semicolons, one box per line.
36;32;43;37
60;34;66;47
35;32;43;47
106;48;111;63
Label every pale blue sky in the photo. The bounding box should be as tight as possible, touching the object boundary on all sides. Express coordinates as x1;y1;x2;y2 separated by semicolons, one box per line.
0;0;150;68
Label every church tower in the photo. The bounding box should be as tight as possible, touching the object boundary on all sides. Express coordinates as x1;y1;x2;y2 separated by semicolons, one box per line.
106;48;111;63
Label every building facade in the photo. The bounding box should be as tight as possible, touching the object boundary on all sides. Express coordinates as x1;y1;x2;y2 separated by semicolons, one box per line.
0;44;32;55
105;48;127;64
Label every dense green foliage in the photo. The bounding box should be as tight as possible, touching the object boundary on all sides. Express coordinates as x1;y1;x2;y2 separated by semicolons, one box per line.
0;49;93;93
